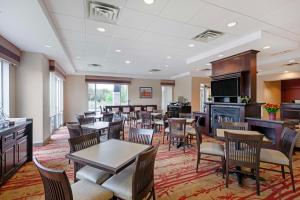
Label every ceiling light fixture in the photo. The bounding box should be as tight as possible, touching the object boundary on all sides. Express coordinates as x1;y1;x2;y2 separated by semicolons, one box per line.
227;21;237;27
165;65;169;68
284;70;289;73
115;49;122;53
97;27;106;32
288;59;295;63
263;46;271;49
125;60;131;64
218;54;223;58
188;44;195;47
206;63;210;66
166;56;172;59
144;0;154;5
76;56;81;59
45;44;52;48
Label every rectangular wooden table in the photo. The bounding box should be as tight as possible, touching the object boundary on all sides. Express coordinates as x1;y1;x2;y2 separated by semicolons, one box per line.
216;129;272;144
66;139;151;174
81;121;109;131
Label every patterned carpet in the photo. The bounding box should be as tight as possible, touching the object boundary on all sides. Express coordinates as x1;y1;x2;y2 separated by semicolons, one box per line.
1;127;300;200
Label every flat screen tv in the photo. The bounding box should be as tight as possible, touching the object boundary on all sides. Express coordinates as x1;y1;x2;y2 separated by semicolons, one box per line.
211;78;240;97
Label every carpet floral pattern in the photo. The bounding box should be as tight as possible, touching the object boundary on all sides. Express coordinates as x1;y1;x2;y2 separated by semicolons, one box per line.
1;127;300;200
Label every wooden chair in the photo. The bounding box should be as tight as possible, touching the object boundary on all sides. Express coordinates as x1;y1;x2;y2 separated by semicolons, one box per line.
76;115;95;125
140;111;154;129
102;143;159;200
68;133;111;184
195;119;225;174
107;120;123;140
134;110;142;128
179;113;192;119
84;111;96;117
66;123;82;139
102;113;114;122
259;127;299;192
220;122;248;131
128;127;154;145
224;131;263;195
33;157;113;200
168;118;188;153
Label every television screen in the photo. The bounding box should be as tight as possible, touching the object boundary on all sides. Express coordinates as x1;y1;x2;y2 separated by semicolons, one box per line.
211;78;240;97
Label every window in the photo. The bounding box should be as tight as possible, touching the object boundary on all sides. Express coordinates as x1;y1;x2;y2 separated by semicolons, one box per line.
50;73;64;133
200;84;211;112
161;85;173;113
88;83;128;111
0;60;10;116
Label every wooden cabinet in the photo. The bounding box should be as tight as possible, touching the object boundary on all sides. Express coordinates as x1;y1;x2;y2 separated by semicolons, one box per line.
0;120;32;185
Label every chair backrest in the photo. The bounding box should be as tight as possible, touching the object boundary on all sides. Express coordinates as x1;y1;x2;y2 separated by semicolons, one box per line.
102;113;114;122
224;131;263;169
33;157;73;200
194;119;203;151
79;117;95;125
75;114;84;123
68;132;100;153
129;127;154;145
132;142;159;200
112;107;120;113
135;110;141;120
134;106;141;111
123;106;130;113
220;122;248;131
84;111;96;117
153;109;163;114
280;127;299;160
146;106;153;112
168;118;186;137
140;111;152;124
108;120;123;139
179;113;192;119
66;123;82;139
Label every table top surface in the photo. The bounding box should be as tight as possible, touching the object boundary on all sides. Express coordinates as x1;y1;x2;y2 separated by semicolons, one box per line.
67;139;151;174
216;129;272;142
89;114;103;119
81;121;109;130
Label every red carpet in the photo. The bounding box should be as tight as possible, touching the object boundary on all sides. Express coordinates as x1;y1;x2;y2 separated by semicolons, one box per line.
1;127;300;199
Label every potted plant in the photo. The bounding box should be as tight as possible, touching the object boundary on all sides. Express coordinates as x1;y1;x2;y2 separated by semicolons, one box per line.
241;96;250;104
264;103;280;120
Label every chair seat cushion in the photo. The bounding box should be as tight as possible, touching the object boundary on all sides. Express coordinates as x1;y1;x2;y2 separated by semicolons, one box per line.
102;165;134;200
260;148;289;165
72;179;113;200
136;119;142;123
200;142;224;156
154;120;164;126
76;166;111;184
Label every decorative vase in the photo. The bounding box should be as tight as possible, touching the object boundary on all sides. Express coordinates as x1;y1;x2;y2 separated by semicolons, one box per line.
268;112;276;120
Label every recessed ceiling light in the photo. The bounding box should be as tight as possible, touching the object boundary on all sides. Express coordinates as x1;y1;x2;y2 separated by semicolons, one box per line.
149;71;153;74
288;59;295;63
227;21;237;27
166;56;172;59
45;44;52;48
125;60;131;64
115;49;122;53
76;56;81;59
284;70;289;73
263;46;271;49
97;27;106;32
144;0;154;5
218;54;223;57
206;63;210;66
188;44;195;47
165;65;169;68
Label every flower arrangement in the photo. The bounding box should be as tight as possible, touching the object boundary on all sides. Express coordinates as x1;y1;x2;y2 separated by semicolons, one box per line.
264;103;280;113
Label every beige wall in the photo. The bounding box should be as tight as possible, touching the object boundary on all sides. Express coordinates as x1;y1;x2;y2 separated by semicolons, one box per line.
128;79;162;108
16;52;50;144
64;75;88;122
63;76;162;122
174;76;192;102
191;77;211;112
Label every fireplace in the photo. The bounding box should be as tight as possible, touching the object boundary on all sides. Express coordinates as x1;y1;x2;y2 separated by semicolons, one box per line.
211;105;241;130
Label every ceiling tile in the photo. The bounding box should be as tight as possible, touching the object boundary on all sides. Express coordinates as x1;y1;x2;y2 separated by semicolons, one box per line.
43;0;84;18
85;19;117;36
112;26;144;41
125;0;169;15
51;13;84;32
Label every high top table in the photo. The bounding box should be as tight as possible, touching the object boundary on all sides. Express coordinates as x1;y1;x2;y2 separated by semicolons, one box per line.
66;139;151;174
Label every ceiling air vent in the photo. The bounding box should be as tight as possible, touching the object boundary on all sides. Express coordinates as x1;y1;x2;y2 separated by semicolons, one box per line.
87;1;120;24
192;30;224;43
88;63;102;68
201;68;211;71
285;62;299;66
149;69;161;72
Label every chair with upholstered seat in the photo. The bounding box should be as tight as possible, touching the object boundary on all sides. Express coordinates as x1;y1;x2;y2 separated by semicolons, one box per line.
66;123;83;139
33;157;113;200
224;131;263;195
194;118;225;174
102;143;159;200
140;111;154;129
168;118;188;152
259;127;299;192
68;133;111;185
129;127;154;145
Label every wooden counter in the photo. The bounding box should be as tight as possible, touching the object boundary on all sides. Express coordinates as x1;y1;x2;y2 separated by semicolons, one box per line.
0;119;33;185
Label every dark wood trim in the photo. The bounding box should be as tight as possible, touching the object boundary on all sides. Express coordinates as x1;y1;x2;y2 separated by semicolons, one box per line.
160;80;175;86
0;35;21;65
49;60;66;79
85;75;132;84
211;50;259;65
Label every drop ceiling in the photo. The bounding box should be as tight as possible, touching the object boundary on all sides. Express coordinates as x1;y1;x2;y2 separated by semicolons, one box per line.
0;0;300;79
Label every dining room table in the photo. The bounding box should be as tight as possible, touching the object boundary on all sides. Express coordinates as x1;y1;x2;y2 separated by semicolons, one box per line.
81;121;109;132
216;128;272;186
66;139;151;174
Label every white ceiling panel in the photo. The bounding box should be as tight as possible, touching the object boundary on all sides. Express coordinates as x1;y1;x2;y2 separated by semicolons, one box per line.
125;0;169;15
44;0;85;18
51;13;84;32
112;26;144;41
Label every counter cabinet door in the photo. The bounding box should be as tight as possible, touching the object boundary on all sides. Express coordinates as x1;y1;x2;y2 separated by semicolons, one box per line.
16;136;28;164
2;144;17;178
